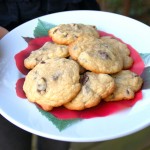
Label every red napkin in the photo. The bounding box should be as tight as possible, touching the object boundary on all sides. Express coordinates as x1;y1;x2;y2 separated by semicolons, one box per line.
15;31;145;120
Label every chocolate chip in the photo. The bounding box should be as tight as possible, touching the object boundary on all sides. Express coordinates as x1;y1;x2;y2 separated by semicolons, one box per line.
70;24;76;27
73;34;78;39
80;74;89;85
53;29;58;34
42;47;48;51
52;72;61;81
37;77;47;94
126;89;130;95
109;93;115;99
34;71;38;74
92;25;96;29
37;89;46;94
62;32;68;37
85;85;90;93
36;56;42;61
73;24;80;30
40;61;46;64
52;74;59;80
98;51;110;59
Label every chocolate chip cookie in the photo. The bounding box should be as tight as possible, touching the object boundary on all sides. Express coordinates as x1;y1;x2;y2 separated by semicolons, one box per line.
24;42;69;69
69;36;123;74
23;58;81;111
49;23;99;45
104;70;143;101
101;36;133;69
64;72;115;110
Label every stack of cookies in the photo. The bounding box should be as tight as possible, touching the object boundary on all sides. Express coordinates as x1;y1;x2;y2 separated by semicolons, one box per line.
23;23;143;111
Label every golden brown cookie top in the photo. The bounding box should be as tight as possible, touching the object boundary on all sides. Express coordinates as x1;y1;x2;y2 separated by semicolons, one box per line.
65;72;115;110
23;58;81;111
24;42;69;69
69;36;123;74
49;23;99;45
104;70;143;102
101;36;133;69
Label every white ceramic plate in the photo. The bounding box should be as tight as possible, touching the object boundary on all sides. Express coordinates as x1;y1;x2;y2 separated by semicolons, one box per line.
0;10;150;142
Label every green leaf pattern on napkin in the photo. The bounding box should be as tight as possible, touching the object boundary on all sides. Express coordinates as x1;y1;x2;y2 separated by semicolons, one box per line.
140;53;150;90
34;19;56;37
38;107;81;131
140;53;150;67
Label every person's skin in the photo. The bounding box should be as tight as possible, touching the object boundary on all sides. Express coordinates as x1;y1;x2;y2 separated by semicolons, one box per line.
0;27;8;39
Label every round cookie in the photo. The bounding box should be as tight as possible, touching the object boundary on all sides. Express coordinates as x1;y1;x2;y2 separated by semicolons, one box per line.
23;58;81;111
49;23;99;45
101;36;133;69
69;36;123;74
64;72;115;110
24;42;69;69
104;70;143;101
